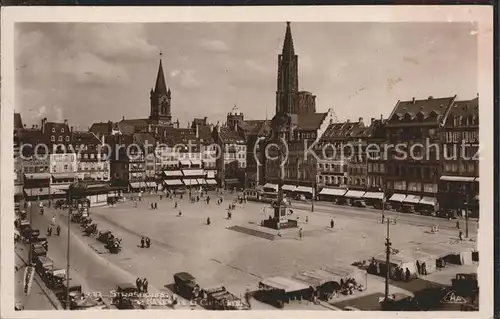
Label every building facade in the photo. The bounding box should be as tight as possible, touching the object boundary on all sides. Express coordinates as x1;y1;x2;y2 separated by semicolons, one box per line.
366;117;388;192
438;97;479;218
385;96;456;213
73;131;110;182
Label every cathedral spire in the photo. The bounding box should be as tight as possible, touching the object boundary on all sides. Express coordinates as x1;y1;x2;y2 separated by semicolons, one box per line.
281;21;295;58
154;51;168;94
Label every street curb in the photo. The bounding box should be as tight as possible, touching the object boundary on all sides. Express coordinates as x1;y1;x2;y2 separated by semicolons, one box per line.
15;249;64;310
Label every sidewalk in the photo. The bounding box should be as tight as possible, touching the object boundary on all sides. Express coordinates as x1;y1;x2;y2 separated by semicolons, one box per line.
14;245;61;310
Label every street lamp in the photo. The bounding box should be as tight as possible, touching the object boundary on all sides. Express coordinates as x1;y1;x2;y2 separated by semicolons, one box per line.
383;217;397;303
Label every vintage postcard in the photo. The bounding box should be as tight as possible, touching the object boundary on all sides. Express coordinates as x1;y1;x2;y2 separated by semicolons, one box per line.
0;5;494;319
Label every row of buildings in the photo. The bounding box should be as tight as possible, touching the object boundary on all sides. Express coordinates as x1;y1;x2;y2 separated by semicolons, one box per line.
13;22;479;218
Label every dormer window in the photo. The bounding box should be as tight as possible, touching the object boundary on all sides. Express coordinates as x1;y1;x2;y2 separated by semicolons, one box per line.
65;136;70;141
58;136;63;142
61;128;65;133
51;136;55;142
52;128;56;133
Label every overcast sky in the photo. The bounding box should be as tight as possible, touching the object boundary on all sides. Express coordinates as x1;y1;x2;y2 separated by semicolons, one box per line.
15;22;477;129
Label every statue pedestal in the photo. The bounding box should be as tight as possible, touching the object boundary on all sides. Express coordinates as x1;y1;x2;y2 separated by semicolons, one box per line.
260;203;298;230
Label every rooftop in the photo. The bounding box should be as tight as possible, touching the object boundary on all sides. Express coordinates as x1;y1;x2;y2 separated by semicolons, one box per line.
388;96;456;124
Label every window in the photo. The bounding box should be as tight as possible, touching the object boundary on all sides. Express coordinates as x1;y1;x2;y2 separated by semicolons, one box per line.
58;136;62;142
51;136;55;142
64;164;68;170
52;128;56;133
61;128;65;133
65;136;70;141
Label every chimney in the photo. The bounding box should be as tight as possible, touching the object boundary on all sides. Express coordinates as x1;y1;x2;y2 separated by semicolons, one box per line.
428;96;433;99
371;118;375;124
412;97;415;104
148;124;152;132
41;117;47;133
32;125;35;129
346;119;350;123
122;116;125;121
380;114;383;120
187;122;190;129
64;119;68;125
358;117;363;124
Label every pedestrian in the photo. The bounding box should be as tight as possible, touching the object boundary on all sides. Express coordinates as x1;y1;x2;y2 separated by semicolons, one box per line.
299;228;303;239
305;216;308;223
143;278;148;293
56;225;61;236
160;194;163;200
207;196;210;204
196;196;199;202
330;219;334;228
136;277;142;292
207;217;211;225
227;211;232;220
422;262;427;275
381;214;385;224
47;226;52;236
51;216;56;226
405;268;411;282
456;220;460;229
146;237;151;248
155;202;158;209
178;211;182;217
40;207;44;215
459;229;463;241
180;194;183;199
141;236;145;248
174;201;178;209
416;260;421;276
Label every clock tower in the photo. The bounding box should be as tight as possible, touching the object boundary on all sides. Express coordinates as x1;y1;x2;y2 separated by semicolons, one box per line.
149;52;172;125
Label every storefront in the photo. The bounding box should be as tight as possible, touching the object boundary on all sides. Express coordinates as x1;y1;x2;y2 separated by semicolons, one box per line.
317;187;347;202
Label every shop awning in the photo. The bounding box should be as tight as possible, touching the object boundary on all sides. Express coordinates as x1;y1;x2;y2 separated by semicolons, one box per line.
294;186;313;193
183;179;199;186
419;196;436;206
164;170;183;177
182;169;204;176
190;160;202;166
403;195;421;204
474;177;479;182
24;187;50;197
164;179;183;186
52;173;78;179
24;173;51;180
196;179;206;185
179;160;191;166
51;184;70;190
389;193;406;202
344;190;366;198
206;179;217;185
440;175;475;182
281;185;296;191
319;188;347;196
263;183;278;192
129;182;143;189
362;192;384;200
259;276;310;293
50;188;66;195
146;182;157;188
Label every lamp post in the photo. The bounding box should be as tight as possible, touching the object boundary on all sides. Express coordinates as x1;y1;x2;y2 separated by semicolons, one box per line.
384;217;397;303
380;187;386;223
465;192;469;239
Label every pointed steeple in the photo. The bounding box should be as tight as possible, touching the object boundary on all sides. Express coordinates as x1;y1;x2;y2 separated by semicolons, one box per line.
281;21;295;58
154;51;168;94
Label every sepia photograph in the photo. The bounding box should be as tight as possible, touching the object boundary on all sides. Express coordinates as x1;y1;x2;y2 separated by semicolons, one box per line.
0;6;494;319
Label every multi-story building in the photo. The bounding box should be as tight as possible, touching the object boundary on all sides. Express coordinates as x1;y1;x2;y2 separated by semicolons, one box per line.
41;118;73;152
108;134;146;191
346;118;369;191
238;119;271;188
49;152;78;195
366;117;387;192
213;124;247;189
264;22;337;198
438;97;479;218
14;113;24;202
72;131;110;182
385;96;456;213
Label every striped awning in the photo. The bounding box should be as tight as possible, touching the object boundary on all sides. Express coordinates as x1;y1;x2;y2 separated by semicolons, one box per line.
294;186;313;193
146;182;157;188
182;169;204;176
419;196;436;206
389;193;406;202
50;188;66;195
24;173;51;180
179;160;191;166
344;190;366;198
281;185;296;191
263;183;278;192
163;170;183;177
24;187;50;197
196;179;206;185
205;179;217;185
190;160;202;166
362;192;384;200
164;179;183;186
183;179;199;186
129;182;143;189
403;195;421;204
319;188;346;196
51;184;70;190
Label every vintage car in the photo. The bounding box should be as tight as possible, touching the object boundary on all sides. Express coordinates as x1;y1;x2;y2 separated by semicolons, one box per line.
352;200;367;208
112;283;144;309
173;272;201;300
97;230;114;244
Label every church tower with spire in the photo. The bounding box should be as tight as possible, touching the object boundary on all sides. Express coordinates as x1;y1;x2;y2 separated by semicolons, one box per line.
276;22;299;115
149;52;172;125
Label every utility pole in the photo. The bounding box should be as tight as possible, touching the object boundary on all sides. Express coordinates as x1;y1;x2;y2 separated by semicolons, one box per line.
384;217;397;303
311;179;315;212
66;188;72;309
381;187;386;223
465;193;469;238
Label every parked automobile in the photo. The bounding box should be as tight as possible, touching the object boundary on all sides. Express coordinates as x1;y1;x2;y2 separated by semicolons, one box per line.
400;204;415;214
352;200;367;208
173;272;201;300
